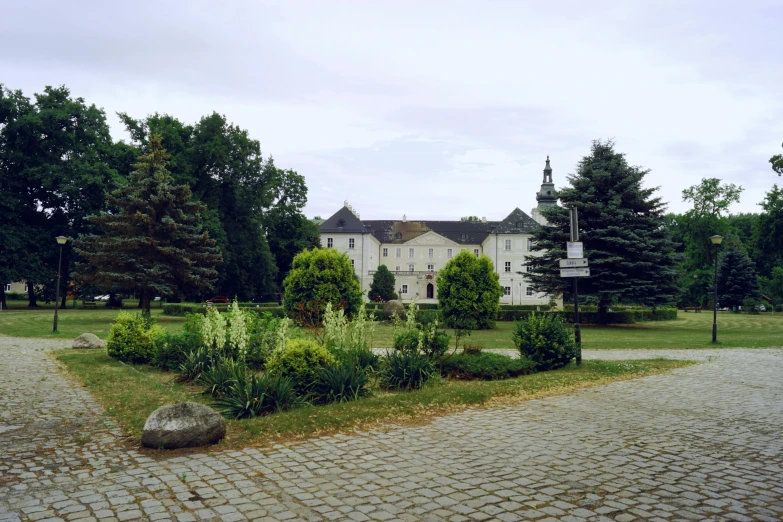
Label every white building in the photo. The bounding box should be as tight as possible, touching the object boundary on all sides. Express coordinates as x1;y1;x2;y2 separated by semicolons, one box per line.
319;158;560;305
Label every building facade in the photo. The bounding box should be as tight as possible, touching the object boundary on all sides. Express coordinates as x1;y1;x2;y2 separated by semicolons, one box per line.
319;158;560;305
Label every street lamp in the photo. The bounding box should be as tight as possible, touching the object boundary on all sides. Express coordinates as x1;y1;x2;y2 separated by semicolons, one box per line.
710;235;723;343
53;236;68;333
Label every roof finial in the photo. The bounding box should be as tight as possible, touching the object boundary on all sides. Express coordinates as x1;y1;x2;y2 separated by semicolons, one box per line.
543;156;552;183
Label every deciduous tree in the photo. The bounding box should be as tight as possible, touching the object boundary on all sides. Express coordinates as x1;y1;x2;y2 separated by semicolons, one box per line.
437;250;502;330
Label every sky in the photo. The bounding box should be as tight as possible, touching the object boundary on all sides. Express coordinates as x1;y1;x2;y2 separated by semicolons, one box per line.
2;0;782;221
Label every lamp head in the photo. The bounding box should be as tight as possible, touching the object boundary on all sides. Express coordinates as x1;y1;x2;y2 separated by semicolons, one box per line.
56;236;68;246
710;235;723;245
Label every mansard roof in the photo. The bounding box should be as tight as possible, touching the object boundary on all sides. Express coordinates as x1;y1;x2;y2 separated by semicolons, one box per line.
319;207;541;244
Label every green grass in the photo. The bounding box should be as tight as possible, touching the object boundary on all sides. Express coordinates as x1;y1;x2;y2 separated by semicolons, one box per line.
0;308;185;339
4;306;782;349
57;349;694;449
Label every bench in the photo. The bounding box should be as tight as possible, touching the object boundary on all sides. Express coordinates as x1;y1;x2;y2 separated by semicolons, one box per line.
82;300;97;309
683;306;701;312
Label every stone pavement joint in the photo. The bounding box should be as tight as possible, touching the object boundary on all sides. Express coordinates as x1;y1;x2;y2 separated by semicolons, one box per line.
1;337;782;521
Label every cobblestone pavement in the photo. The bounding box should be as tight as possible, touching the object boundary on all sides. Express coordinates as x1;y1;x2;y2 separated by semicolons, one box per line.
1;338;782;522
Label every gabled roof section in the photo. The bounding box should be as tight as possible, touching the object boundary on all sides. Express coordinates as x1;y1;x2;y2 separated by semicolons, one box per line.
493;208;540;234
362;220;495;244
319;206;367;233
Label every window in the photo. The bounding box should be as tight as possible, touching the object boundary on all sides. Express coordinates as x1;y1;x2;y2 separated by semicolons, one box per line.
526;287;534;296
395;266;401;271
337;219;345;228
527;238;533;250
504;262;511;273
351;259;355;268
395;232;402;240
4;284;9;292
382;247;388;257
408;264;415;272
348;238;355;249
409;248;415;258
460;233;468;241
24;283;28;292
504;286;511;296
516;221;524;229
327;237;333;248
428;248;434;259
401;284;408;294
474;248;480;257
427;264;434;272
396;247;402;258
505;239;512;250
447;248;453;258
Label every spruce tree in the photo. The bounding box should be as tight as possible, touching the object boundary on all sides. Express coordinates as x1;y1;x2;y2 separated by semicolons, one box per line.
717;245;761;309
74;136;222;314
368;265;397;301
525;140;679;321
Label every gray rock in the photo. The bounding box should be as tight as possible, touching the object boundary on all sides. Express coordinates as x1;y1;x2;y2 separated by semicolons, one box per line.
383;300;405;320
142;402;226;449
72;333;106;349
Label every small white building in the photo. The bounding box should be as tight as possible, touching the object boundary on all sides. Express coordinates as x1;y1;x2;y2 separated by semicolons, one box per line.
319;158;561;306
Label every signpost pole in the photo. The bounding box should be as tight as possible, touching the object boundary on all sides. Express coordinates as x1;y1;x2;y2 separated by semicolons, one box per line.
570;208;582;365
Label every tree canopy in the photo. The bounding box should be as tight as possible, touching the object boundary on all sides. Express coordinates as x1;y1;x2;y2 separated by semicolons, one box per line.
717;245;761;309
368;265;397;302
74;136;222;314
525;140;679;318
437;250;502;330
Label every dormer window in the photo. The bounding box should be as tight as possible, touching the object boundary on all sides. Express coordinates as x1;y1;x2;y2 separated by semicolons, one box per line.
337;219;345;228
516;221;524;228
396;232;402;240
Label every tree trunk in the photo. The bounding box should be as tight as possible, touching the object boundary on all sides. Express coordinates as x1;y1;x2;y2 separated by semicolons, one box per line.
27;282;38;308
141;288;153;317
0;284;6;310
597;299;610;324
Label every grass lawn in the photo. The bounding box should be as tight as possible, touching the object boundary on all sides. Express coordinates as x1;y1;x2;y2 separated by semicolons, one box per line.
57;349;695;449
3;306;783;349
0;308;185;339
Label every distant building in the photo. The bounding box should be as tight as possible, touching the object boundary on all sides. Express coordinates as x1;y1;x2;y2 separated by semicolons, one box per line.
318;158;560;304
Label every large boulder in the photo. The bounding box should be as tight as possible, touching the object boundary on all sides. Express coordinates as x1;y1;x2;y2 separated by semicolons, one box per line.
383;300;405;320
141;402;226;449
73;333;106;349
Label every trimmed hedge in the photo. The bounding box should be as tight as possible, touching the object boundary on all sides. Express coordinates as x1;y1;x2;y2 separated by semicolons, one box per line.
497;308;677;323
499;304;552;311
440;352;536;380
194;306;287;318
162;304;201;316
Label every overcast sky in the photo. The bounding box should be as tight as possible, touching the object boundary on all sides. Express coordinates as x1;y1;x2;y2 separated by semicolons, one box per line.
3;0;781;221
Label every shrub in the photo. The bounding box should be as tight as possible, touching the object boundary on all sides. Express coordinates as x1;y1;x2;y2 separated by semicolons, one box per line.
379;351;435;391
416;309;441;325
368;265;397;302
462;344;483;355
215;373;299;419
310;359;371;404
335;346;380;372
393;325;450;360
441;352;536;380
743;297;760;314
438;250;503;330
383;300;405;320
152;331;202;371
200;358;248;398
513;313;577;371
266;338;335;392
106;312;163;364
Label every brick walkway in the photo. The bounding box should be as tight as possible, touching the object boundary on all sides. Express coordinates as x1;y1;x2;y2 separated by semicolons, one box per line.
1;338;782;521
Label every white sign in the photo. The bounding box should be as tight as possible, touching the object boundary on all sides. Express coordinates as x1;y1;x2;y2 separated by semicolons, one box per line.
567;242;583;259
559;258;588;268
560;268;590;278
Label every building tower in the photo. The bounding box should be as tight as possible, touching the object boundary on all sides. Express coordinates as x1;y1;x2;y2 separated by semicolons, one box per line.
531;156;557;225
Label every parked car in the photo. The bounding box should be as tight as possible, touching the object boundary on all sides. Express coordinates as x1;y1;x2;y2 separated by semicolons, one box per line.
206;295;230;304
759;305;766;312
93;294;109;301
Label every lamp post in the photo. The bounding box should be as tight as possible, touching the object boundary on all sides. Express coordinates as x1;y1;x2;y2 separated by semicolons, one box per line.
510;278;514;305
711;235;723;343
53;236;68;333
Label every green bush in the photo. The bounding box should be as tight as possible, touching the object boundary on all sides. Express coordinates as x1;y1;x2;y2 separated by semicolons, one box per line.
215;373;300;419
379;351;435;391
334;346;380;372
416;303;439;310
416;309;441;325
266;338;335;392
310;359;371;404
199;358;248;398
393;328;450;360
743;297;760;314
512;313;577;371
438;250;503;330
162;304;200;316
441;352;536;380
178;348;218;382
499;304;551;311
5;292;25;300
152;331;202;370
106;312;163;364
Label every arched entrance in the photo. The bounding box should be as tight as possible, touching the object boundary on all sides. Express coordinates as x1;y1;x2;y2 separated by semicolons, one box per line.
426;283;434;299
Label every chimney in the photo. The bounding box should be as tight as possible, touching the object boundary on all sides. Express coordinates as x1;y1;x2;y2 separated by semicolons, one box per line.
402;214;407;223
481;216;487;223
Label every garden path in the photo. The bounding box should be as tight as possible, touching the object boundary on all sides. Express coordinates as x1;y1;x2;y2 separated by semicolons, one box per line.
1;337;782;522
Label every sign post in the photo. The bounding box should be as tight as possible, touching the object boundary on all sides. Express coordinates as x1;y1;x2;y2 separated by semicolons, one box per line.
569;208;582;365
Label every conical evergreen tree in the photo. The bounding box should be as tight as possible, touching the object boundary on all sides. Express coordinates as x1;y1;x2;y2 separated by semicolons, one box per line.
75;136;222;314
525;140;680;321
368;265;397;301
717;245;761;308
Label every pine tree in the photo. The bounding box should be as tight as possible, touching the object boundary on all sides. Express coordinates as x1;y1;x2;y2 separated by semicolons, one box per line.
368;265;397;301
525;140;679;320
717;245;761;309
74;136;222;314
